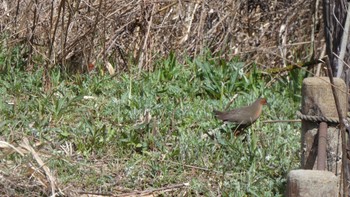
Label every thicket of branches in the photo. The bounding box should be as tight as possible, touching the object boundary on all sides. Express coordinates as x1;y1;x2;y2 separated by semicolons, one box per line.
0;0;323;75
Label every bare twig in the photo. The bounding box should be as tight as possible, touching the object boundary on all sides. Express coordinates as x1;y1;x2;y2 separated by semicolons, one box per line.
137;3;155;76
20;138;59;196
117;182;189;197
263;119;301;123
77;182;189;197
224;94;238;111
325;58;348;196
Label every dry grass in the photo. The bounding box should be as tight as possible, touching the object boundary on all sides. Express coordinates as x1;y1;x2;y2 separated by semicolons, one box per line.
1;0;323;74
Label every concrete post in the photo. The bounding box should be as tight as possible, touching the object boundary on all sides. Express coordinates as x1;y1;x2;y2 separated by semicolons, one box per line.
287;77;349;196
286;170;338;197
301;77;347;174
286;77;348;197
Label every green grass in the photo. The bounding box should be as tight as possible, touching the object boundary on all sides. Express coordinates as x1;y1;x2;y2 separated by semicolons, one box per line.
0;56;302;196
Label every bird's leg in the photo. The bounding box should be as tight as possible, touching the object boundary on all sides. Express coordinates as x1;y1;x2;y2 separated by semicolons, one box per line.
232;123;247;136
203;122;228;140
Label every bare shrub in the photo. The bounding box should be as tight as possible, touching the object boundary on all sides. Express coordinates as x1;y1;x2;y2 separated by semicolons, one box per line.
0;0;323;74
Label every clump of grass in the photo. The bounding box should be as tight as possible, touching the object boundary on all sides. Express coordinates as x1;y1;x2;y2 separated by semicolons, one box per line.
0;54;302;196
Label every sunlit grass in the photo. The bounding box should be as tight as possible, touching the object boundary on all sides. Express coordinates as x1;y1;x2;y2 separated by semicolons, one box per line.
0;56;302;196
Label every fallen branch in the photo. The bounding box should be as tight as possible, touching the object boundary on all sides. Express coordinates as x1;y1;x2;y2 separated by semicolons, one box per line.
77;182;189;197
117;182;189;197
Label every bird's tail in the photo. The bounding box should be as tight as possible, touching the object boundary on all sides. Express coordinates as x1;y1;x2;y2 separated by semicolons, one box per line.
213;110;221;116
213;110;227;121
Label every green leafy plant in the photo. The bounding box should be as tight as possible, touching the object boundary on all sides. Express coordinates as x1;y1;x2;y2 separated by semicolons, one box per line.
0;53;301;196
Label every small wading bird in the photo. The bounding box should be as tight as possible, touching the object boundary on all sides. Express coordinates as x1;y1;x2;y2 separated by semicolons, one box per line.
213;98;268;136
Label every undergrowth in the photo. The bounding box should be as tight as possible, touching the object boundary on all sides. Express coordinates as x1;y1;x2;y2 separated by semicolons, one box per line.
0;55;302;196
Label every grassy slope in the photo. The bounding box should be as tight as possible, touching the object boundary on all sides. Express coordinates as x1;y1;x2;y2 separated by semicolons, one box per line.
0;56;301;196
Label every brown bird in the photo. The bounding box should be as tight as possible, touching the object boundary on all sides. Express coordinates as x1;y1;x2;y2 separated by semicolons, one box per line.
213;98;268;135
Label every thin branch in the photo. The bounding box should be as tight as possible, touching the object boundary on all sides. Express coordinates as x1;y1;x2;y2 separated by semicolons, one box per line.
137;3;155;76
263;119;301;123
326;58;348;197
336;2;350;78
224;94;238;111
